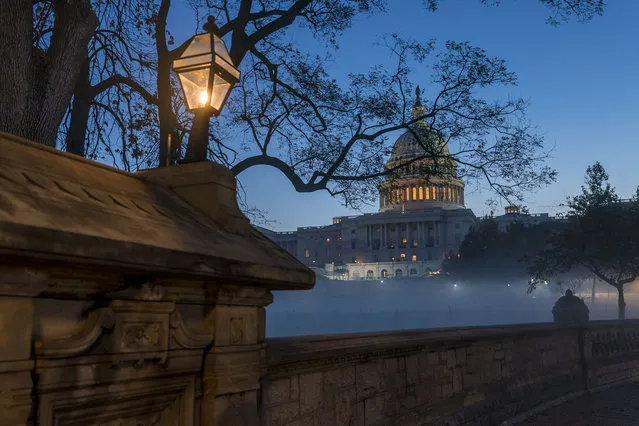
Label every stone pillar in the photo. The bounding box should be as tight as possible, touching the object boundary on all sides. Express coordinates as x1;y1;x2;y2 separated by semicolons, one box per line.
200;287;272;426
0;268;42;425
0;134;315;426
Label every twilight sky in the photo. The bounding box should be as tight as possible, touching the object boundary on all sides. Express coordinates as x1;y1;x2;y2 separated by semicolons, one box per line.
171;1;639;231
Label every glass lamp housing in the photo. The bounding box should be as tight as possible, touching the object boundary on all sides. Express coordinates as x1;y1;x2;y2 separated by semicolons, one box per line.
172;32;240;115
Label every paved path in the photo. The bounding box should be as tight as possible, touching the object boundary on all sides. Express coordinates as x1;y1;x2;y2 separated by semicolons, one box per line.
518;382;639;425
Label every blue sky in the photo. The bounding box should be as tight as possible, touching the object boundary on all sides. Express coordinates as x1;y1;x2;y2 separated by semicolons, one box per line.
171;1;639;231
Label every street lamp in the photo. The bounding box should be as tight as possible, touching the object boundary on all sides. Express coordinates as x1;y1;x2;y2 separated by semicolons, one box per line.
173;17;240;163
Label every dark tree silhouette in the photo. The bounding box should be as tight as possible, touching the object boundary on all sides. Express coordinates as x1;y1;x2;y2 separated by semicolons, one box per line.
444;219;563;283
529;163;639;320
0;0;604;206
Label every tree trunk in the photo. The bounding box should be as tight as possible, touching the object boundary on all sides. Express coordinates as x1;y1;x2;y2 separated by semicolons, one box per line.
0;0;97;147
157;56;175;166
65;58;92;156
617;285;626;320
155;0;178;167
0;0;33;137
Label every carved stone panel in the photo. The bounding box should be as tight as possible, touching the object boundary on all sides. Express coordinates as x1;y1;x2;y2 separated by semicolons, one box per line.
213;305;259;346
33;299;214;426
38;376;196;426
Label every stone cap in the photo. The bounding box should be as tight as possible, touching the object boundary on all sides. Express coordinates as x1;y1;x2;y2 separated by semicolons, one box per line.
0;132;313;290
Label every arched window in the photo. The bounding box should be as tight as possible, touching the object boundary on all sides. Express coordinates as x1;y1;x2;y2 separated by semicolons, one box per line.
366;270;374;279
381;269;388;278
352;271;360;280
412;186;417;201
419;186;424;200
425;186;430;200
395;269;403;278
405;187;410;200
410;268;417;275
432;186;437;200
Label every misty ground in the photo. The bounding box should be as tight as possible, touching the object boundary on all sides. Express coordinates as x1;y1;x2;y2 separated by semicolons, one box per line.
266;276;638;337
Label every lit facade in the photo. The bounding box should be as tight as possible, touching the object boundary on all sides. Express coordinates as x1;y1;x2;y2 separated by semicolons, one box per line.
261;89;477;280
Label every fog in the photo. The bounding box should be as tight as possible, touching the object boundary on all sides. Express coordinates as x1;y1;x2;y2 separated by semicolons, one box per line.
266;276;639;337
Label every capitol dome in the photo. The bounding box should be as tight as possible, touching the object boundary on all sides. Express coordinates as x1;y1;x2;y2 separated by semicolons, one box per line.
379;88;465;212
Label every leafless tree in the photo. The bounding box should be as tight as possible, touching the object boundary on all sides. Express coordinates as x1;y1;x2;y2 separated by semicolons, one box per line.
0;0;605;207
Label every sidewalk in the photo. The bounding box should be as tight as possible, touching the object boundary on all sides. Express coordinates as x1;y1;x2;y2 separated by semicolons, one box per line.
518;382;639;425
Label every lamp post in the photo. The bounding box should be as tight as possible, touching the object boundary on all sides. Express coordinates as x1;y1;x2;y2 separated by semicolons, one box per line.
173;17;240;163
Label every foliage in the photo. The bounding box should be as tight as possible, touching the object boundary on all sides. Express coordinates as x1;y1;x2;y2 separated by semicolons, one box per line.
443;218;563;282
529;163;639;319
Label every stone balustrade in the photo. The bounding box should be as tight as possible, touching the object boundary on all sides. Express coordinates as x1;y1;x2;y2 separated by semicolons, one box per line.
3;131;639;426
262;320;639;425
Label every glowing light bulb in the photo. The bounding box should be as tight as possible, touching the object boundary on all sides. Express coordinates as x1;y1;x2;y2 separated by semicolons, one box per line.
199;90;208;105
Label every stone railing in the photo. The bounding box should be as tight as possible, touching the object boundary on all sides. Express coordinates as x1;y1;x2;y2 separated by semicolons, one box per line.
261;320;639;426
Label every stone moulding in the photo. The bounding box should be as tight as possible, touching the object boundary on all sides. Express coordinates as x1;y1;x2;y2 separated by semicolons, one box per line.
34;307;116;359
35;301;214;361
170;310;215;349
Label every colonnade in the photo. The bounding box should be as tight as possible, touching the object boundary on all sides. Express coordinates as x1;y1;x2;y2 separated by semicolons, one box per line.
365;221;440;251
379;183;464;208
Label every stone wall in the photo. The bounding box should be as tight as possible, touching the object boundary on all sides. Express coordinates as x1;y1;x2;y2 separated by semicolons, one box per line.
262;320;639;425
0;132;314;426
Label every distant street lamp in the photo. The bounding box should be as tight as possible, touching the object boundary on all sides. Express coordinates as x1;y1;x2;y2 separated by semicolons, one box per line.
173;16;240;163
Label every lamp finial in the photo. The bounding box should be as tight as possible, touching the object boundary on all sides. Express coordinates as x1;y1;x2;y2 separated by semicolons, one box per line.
203;16;219;34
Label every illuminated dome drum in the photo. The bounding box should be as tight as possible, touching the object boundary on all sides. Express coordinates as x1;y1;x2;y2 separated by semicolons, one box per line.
379;88;465;212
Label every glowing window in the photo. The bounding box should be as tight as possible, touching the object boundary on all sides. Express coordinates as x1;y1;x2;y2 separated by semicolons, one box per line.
405;187;410;200
400;253;406;260
412;255;417;262
425;186;430;200
419;187;424;200
304;248;310;258
412;187;417;201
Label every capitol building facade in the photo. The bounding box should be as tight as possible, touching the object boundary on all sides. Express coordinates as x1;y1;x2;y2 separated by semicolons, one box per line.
258;90;480;280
